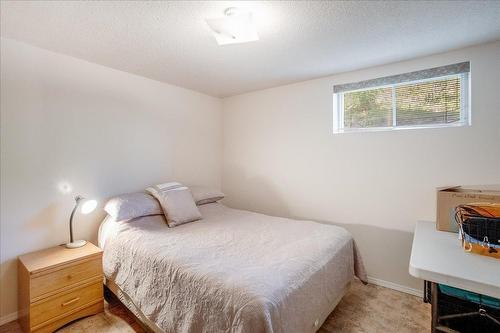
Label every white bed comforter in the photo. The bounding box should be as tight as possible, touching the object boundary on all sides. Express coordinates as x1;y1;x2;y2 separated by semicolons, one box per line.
100;203;367;333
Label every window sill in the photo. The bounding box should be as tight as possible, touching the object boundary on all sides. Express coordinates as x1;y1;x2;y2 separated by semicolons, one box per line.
333;121;470;134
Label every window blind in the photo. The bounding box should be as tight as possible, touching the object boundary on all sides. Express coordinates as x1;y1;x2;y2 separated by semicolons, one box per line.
333;61;470;94
395;76;461;126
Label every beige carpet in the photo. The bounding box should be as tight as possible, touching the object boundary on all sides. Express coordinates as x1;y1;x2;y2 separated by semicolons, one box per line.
1;280;430;333
318;280;430;333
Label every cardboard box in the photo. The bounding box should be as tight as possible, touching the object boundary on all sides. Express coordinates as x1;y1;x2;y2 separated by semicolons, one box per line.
436;185;500;232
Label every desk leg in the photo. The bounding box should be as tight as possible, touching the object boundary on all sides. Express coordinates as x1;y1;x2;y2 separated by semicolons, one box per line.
431;282;438;333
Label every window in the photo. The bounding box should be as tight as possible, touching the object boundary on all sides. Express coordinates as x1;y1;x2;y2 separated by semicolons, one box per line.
333;62;470;132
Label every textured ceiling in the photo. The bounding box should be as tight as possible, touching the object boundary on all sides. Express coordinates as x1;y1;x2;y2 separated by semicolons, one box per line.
1;1;500;97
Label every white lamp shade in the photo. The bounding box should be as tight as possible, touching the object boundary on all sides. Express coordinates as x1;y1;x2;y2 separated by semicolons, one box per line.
80;199;97;214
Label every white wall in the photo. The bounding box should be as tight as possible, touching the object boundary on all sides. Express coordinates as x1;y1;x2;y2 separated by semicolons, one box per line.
222;41;500;292
0;38;222;321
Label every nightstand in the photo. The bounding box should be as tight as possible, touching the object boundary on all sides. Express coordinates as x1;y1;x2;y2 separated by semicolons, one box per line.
18;242;104;333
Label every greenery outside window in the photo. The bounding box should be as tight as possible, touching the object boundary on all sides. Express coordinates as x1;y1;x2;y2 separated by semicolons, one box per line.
333;63;470;133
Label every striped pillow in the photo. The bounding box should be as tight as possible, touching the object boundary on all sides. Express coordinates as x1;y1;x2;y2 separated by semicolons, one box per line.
146;182;201;227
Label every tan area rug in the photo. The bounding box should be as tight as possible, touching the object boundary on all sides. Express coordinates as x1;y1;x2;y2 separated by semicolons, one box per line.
1;280;430;333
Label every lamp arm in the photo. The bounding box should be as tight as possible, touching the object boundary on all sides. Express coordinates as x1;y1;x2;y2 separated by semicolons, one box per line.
69;196;82;243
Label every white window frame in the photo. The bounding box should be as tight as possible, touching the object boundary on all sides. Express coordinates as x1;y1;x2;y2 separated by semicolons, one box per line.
333;73;470;133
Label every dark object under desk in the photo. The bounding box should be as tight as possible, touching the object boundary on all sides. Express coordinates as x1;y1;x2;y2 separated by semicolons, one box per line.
424;281;500;333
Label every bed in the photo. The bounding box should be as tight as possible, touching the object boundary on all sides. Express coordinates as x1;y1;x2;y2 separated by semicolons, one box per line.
99;202;367;333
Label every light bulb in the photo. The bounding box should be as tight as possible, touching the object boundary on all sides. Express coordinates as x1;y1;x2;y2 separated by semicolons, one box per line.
81;199;97;214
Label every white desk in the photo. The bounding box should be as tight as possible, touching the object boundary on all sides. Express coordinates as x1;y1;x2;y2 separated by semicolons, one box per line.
409;220;500;299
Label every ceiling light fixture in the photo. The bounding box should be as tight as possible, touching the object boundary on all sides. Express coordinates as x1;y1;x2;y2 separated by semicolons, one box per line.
206;7;259;46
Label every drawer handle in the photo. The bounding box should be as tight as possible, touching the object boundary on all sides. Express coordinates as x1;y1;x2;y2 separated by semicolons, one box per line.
61;297;80;307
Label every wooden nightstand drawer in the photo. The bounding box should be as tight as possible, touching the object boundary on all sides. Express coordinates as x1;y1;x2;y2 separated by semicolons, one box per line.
31;257;102;300
18;243;104;333
30;280;103;328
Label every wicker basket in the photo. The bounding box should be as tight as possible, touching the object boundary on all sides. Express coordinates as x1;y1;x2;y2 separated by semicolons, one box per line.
455;204;500;259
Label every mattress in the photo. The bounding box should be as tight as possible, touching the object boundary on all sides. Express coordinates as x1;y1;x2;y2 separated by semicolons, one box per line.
99;203;367;333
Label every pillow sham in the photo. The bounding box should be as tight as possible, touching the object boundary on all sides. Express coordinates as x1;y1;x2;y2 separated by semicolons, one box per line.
146;182;202;227
189;186;225;205
104;192;162;221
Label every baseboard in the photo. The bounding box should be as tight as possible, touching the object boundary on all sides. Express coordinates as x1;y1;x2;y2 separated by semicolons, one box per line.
0;311;18;326
367;276;423;298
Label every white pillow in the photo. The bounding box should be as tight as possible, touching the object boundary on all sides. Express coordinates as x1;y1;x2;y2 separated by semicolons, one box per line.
146;183;201;227
104;192;162;221
189;186;225;205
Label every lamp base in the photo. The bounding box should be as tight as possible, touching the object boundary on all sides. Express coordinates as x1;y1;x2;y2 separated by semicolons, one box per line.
65;240;87;249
